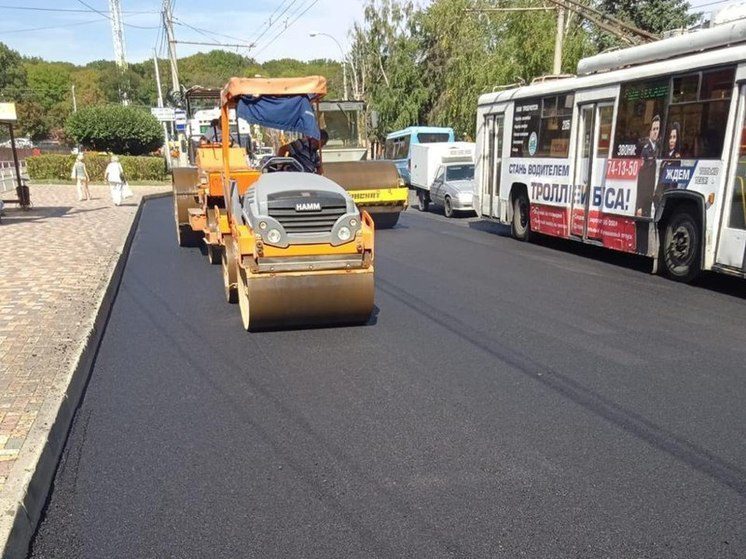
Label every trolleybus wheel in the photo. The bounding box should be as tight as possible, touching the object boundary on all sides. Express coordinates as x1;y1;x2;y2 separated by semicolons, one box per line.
661;206;701;283
511;191;531;241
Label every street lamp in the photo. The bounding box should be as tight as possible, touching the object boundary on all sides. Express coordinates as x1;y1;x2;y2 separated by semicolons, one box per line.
309;32;348;100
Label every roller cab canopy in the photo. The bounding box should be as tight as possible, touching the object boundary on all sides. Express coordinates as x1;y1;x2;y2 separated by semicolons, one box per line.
222;76;327;140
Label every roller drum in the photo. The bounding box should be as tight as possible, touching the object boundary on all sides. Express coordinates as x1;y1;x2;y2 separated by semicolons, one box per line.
323;161;401;191
240;269;374;331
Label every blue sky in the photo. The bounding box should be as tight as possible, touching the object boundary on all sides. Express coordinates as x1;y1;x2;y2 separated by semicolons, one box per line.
0;0;367;64
0;0;731;65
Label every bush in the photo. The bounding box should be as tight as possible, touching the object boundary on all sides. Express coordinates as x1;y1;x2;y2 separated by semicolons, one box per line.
27;153;168;182
65;105;164;155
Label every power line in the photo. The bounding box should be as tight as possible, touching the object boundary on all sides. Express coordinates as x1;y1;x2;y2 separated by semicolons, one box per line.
0;19;102;35
0;5;157;13
694;0;731;8
252;0;320;58
245;0;292;44
172;17;252;45
74;0;159;30
249;0;300;50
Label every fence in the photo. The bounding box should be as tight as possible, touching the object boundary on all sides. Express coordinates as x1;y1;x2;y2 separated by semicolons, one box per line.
0;160;27;195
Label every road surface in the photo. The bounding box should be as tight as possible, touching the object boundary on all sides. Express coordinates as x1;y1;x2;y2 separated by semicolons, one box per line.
30;197;746;558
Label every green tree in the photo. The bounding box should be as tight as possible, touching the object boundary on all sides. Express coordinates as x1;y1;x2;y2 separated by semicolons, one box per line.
350;0;427;139
0;42;27;100
66;105;163;155
595;0;699;48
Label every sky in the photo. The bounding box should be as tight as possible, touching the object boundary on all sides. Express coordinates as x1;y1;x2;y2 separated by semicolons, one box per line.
0;0;734;66
0;0;367;65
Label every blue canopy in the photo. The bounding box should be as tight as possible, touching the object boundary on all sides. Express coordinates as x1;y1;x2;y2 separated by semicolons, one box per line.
236;95;320;139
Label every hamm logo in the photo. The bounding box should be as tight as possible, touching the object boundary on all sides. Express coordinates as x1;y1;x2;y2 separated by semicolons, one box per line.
295;202;322;212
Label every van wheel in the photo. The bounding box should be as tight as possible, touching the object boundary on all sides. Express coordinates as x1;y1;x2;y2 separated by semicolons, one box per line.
661;206;701;283
511;191;530;241
418;190;429;212
444;196;454;218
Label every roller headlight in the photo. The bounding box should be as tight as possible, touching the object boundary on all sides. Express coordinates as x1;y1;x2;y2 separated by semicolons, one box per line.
266;229;281;244
337;226;352;242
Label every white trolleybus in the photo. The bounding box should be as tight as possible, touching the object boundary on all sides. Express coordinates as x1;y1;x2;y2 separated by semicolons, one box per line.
475;20;746;282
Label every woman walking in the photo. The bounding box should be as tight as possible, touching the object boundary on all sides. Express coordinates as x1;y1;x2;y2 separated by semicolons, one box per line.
71;154;90;201
104;155;125;206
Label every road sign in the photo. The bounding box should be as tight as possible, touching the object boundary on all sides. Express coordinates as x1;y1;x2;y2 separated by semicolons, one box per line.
150;107;175;122
174;109;187;132
0;103;17;122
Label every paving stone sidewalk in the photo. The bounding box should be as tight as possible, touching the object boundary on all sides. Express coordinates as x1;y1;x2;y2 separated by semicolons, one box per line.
0;183;169;493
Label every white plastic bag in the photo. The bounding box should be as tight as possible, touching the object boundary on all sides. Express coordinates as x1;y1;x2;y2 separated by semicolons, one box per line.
122;182;134;200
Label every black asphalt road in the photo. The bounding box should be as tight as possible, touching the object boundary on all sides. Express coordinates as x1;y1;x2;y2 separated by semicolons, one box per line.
30;197;746;558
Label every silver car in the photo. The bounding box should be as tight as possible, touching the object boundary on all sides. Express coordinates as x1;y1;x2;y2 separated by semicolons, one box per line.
428;162;476;217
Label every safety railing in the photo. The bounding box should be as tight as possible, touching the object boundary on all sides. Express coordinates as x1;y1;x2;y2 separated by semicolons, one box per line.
0;160;27;195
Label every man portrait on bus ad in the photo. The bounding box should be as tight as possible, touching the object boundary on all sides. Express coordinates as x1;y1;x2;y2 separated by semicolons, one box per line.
636;114;661;219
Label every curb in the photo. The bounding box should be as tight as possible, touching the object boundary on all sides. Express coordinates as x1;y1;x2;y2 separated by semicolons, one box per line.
0;191;171;559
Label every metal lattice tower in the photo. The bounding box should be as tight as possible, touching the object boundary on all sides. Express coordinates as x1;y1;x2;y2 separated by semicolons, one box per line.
109;0;127;69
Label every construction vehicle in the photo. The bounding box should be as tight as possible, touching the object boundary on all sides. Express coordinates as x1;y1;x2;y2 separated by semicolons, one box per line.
318;100;409;229
172;76;375;330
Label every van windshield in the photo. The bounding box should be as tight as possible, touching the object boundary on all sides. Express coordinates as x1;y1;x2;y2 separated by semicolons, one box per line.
417;133;451;143
446;164;474;181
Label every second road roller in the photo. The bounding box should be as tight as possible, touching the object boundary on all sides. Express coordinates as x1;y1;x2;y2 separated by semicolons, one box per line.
173;75;376;331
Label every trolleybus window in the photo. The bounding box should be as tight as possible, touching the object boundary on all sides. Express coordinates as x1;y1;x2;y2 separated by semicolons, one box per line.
664;66;734;159
511;94;573;157
613;77;670;159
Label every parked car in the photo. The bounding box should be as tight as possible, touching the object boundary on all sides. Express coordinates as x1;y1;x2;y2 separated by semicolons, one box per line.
410;142;476;217
0;137;34;149
428;162;477;217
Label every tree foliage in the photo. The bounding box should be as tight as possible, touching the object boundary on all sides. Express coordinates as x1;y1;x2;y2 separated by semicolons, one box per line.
66;105;164;155
0;41;343;141
352;0;694;140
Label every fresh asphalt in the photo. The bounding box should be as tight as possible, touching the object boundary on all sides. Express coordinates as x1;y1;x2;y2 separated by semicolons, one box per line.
30;196;746;558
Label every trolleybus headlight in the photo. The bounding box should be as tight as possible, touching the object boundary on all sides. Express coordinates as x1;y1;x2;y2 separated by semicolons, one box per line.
338;226;352;241
266;229;281;244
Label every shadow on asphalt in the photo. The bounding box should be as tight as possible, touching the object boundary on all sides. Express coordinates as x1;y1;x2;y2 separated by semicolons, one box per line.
467;221;746;301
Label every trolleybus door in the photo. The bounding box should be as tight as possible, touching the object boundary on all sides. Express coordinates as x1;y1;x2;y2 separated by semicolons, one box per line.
717;83;746;272
571;102;614;240
481;113;504;218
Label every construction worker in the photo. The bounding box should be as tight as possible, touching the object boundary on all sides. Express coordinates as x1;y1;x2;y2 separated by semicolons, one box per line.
278;129;328;174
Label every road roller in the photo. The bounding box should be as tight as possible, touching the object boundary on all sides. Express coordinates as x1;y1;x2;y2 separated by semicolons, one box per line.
324;160;408;229
172;86;259;265
316;100;408;229
215;75;375;330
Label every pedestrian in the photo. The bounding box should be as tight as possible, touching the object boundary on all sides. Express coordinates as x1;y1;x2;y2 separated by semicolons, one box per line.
104;155;125;206
71;153;91;201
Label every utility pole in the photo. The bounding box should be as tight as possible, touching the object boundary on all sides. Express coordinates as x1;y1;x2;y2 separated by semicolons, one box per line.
71;85;77;113
553;3;565;74
163;0;180;94
153;50;172;169
109;0;129;105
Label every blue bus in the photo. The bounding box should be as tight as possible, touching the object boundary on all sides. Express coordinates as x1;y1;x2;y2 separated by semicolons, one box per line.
384;126;455;185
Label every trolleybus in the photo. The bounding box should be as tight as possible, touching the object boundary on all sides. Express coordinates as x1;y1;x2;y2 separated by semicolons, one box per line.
475;20;746;282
